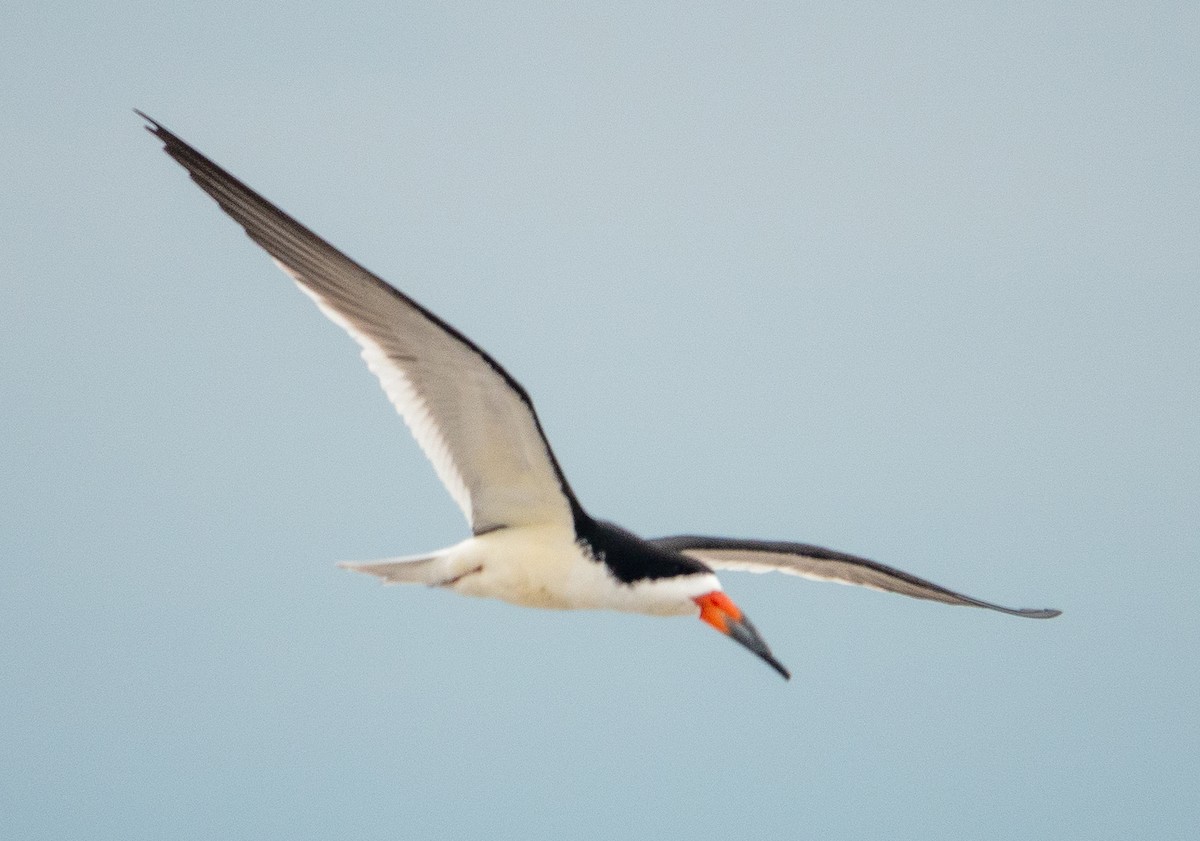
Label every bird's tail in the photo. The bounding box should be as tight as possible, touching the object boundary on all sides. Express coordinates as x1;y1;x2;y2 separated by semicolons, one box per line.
338;552;448;585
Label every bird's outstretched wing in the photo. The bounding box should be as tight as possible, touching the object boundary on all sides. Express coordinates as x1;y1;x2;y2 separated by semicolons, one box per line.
140;113;585;536
649;535;1060;618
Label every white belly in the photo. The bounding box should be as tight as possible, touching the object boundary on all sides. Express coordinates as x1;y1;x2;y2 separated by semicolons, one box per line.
442;524;718;617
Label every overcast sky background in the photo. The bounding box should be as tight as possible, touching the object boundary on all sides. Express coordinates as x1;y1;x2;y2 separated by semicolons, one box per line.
2;3;1197;839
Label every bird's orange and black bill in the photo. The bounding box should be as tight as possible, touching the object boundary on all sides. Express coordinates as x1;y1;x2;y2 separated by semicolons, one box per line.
695;592;790;680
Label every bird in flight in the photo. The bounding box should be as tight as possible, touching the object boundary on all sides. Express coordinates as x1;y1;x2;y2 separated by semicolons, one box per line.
139;112;1060;680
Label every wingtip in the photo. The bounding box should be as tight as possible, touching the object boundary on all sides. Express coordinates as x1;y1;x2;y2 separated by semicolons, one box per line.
962;595;1063;619
133;108;160;132
134;110;179;146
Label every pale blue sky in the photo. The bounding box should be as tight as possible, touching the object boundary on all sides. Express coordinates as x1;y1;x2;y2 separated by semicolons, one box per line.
2;3;1197;839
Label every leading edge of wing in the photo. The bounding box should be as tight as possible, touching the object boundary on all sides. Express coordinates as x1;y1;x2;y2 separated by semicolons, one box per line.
650;535;1061;619
137;110;589;535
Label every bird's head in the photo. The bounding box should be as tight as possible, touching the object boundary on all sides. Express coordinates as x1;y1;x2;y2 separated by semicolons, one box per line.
693;590;790;680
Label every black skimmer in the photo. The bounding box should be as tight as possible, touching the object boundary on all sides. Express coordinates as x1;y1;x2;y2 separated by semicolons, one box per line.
139;113;1061;680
